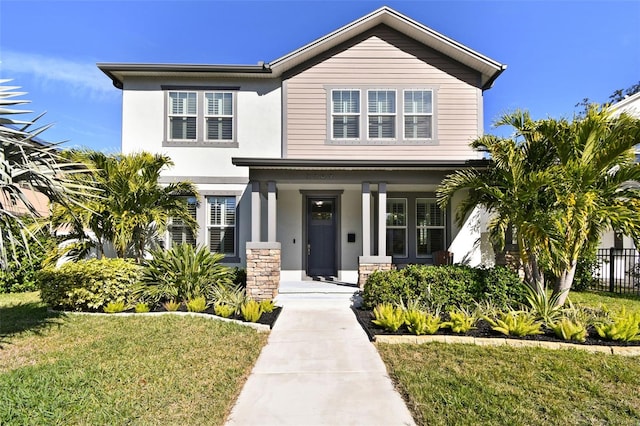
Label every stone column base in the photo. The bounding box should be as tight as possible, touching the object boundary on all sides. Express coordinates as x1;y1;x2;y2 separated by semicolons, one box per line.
358;256;393;289
246;242;281;301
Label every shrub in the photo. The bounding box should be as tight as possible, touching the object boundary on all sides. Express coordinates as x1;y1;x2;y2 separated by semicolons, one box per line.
484;310;543;337
595;308;640;342
186;296;207;313
551;318;588;343
524;286;564;325
134;302;150;313
140;243;232;304
163;300;181;312
240;300;263;322
260;299;276;313
37;258;141;311
404;308;442;335
443;308;476;333
362;264;525;311
572;247;600;292
372;303;405;332
103;301;126;314
214;302;234;318
231;267;247;288
210;283;247;315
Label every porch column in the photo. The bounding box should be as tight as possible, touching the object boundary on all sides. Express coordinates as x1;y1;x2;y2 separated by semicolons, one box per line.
267;181;277;242
361;182;371;257
377;182;387;256
251;181;261;242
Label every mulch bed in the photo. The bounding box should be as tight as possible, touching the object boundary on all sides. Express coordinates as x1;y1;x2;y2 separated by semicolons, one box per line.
353;308;640;347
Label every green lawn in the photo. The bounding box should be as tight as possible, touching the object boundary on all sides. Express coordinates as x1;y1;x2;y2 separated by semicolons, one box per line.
0;292;267;425
378;291;640;426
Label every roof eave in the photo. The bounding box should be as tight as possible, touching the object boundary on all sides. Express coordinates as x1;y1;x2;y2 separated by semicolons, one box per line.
231;157;490;170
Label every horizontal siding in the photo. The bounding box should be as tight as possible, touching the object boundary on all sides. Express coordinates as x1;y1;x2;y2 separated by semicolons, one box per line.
285;26;481;160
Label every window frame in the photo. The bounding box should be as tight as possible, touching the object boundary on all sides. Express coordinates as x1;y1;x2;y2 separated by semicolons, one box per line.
206;195;237;257
415;198;446;258
386;197;408;258
325;85;438;145
163;86;239;148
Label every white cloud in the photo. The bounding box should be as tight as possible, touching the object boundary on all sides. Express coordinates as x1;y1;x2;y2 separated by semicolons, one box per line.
0;50;116;97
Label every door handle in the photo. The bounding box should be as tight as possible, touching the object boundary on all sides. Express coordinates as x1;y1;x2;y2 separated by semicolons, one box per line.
307;243;311;256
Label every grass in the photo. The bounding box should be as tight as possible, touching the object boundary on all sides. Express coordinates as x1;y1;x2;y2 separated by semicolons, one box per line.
0;292;267;425
378;291;640;425
379;343;640;426
568;290;640;315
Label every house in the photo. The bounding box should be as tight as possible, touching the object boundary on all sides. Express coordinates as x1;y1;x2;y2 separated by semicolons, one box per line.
98;7;506;299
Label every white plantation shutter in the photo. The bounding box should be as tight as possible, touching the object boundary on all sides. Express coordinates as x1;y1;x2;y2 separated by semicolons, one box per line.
416;199;445;256
386;199;407;257
404;90;433;139
368;90;396;139
208;196;236;255
332;90;360;139
169;198;197;247
169;92;197;140
205;92;233;141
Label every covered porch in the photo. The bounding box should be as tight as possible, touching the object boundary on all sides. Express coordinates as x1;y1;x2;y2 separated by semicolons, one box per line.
232;158;492;300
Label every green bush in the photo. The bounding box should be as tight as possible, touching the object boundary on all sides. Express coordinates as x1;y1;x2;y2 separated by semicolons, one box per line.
140;244;232;304
186;296;207;313
362;264;525;311
37;258;141;311
103;300;127;314
240;300;263;322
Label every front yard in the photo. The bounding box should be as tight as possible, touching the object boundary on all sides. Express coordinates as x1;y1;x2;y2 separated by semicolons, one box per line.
378;291;640;425
0;292;267;425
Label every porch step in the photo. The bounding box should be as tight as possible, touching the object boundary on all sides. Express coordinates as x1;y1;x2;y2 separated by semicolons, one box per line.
276;280;362;306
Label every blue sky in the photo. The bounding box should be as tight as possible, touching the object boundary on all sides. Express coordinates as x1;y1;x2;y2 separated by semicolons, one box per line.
0;1;638;152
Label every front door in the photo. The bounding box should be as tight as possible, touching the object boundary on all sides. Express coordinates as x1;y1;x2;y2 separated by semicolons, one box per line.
307;197;336;276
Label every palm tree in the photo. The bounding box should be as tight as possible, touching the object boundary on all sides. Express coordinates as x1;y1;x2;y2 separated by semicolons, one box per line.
0;80;91;267
437;111;556;294
537;106;640;305
438;107;640;305
52;151;198;263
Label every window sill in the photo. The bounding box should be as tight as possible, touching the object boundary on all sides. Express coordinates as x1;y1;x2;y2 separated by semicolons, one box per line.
326;139;438;146
162;141;239;148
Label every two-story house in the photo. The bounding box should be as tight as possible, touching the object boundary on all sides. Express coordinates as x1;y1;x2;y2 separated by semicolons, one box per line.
98;6;506;299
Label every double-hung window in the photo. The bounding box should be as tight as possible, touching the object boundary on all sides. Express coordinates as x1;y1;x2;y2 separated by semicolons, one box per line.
368;90;396;139
165;88;236;145
331;90;360;139
386;198;407;257
168;92;197;140
207;196;236;256
416;199;445;257
205;92;233;141
169;197;197;247
404;90;433;139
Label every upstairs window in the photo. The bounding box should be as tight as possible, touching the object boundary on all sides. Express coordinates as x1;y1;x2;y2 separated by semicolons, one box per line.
207;196;236;256
205;92;233;141
169;92;197;140
404;90;433;139
332;90;360;139
368;90;396;139
164;88;237;146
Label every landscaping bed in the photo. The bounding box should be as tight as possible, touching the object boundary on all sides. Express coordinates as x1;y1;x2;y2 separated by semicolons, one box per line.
354;308;640;347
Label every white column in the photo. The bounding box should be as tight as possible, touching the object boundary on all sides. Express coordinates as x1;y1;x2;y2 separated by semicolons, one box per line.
362;182;371;256
267;181;277;242
251;181;261;242
377;182;387;256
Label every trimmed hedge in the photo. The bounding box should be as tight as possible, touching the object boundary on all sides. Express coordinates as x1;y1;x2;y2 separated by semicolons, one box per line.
362;264;526;310
37;258;142;311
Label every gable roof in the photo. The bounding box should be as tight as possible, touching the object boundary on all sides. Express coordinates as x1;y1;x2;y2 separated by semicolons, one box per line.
609;91;640;118
98;6;506;90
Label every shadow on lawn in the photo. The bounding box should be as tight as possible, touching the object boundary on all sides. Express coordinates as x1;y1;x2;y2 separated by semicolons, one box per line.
0;302;64;348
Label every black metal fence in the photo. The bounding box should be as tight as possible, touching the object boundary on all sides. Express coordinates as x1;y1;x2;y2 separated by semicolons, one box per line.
592;248;640;295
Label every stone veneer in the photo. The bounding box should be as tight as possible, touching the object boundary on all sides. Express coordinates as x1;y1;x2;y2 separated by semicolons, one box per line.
358;256;393;289
246;242;281;301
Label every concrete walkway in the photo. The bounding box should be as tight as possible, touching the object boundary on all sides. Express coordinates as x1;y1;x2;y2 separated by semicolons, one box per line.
225;281;415;426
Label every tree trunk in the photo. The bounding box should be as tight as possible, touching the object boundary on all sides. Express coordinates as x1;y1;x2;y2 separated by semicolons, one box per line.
523;255;545;295
553;261;577;306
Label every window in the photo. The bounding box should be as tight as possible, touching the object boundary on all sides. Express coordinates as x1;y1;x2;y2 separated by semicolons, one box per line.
368;90;396;139
165;89;236;145
416;199;445;257
207;196;236;255
205;92;233;141
168;92;197;140
386;198;407;257
169;197;197;247
404;90;433;139
332;90;360;139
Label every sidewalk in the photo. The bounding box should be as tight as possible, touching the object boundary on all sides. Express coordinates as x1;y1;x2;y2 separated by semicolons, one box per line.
225;281;415;426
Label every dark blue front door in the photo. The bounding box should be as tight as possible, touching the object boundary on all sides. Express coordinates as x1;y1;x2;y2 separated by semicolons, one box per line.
307;198;336;276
